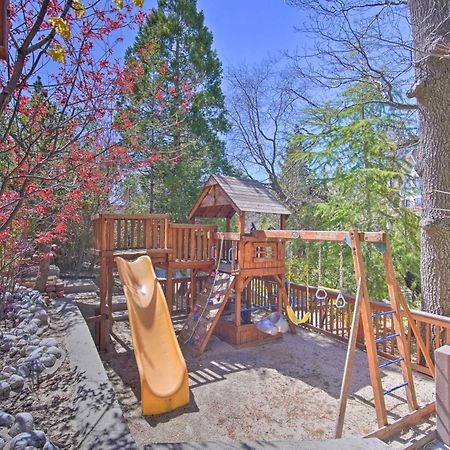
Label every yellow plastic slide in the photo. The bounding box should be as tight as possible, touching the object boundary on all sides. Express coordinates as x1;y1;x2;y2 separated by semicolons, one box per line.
115;255;190;415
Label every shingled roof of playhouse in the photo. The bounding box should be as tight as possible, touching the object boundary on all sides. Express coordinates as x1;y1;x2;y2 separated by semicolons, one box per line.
188;175;291;220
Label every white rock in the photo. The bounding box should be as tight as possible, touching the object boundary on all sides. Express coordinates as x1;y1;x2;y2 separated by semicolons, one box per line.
9;412;34;437
0;436;5;449
45;346;62;358
16;365;30;378
39;338;57;347
40;355;56;368
2;366;16;377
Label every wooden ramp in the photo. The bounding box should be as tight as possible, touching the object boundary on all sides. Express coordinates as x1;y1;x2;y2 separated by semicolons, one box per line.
179;272;235;354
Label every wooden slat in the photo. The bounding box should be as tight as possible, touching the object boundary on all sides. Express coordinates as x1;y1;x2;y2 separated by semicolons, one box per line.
335;278;362;438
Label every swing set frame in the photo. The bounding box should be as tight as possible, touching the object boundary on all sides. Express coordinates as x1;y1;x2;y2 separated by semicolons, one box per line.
252;228;436;439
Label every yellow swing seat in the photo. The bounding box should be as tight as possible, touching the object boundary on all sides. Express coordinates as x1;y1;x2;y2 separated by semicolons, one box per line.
286;304;311;325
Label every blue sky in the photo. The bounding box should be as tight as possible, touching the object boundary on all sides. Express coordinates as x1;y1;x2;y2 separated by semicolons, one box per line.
197;0;303;68
117;0;303;73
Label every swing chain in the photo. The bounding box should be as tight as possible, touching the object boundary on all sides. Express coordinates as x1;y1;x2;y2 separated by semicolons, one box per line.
335;242;347;309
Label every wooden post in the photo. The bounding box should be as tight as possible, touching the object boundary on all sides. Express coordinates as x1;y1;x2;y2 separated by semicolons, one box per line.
166;265;174;314
436;345;450;445
226;217;231;232
235;276;241;327
350;230;388;428
383;237;418;412
335;278;362;438
280;214;288;230
239;213;246;235
190;268;197;312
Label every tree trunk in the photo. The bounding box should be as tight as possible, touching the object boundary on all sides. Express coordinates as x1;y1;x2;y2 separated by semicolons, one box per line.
407;0;450;315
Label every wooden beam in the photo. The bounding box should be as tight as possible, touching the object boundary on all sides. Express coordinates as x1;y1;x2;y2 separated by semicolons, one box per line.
335;277;363;438
363;402;435;440
251;230;386;243
280;214;288;230
383;238;418;412
350;230;388;428
239;213;246;235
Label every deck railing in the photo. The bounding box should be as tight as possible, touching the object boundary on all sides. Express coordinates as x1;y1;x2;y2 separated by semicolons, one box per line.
168;224;217;262
281;281;448;377
92;214;169;252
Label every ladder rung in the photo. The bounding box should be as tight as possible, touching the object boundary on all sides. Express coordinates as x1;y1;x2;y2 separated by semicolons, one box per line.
379;357;404;369
384;382;408;396
375;332;400;343
372;310;397;318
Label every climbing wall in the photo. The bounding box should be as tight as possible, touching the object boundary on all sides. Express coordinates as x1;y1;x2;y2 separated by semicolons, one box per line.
179;271;234;354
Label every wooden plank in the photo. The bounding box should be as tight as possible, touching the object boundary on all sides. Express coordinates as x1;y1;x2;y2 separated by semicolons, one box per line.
350;230;388;428
363;402;435;440
335;278;362;438
395;285;436;378
383;238;418;412
252;230;386;243
401;430;437;450
145;218;151;250
190;228;196;260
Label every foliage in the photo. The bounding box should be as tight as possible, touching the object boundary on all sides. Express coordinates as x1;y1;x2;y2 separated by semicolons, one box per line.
285;84;420;301
0;0;147;290
117;0;231;221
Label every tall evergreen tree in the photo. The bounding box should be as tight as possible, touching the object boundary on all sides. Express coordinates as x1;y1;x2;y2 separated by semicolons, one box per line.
118;0;231;220
286;84;421;301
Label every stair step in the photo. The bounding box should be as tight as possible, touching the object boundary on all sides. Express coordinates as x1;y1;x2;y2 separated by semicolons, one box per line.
372;310;397;318
375;332;400;343
379;357;404;369
383;381;408;396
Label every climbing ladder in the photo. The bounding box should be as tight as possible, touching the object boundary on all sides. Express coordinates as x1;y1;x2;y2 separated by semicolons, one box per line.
178;271;235;354
335;231;435;439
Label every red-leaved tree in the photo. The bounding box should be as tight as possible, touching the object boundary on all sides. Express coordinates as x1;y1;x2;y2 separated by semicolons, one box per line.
0;0;149;296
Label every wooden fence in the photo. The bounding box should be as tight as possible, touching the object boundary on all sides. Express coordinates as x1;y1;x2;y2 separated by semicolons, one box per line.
164;275;448;378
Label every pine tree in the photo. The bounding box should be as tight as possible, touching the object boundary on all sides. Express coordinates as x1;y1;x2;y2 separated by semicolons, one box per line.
286;84;421;301
118;0;231;220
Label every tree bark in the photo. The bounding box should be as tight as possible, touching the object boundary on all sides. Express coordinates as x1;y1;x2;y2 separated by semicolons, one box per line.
407;0;450;315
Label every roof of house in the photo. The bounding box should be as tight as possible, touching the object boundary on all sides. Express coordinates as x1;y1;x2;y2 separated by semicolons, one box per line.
188;175;291;219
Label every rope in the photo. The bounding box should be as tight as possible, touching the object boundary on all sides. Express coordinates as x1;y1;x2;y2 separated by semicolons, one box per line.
184;236;225;344
315;243;328;302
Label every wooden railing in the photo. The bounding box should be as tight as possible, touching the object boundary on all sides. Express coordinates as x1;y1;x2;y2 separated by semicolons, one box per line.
214;232;240;270
92;214;169;252
282;283;450;375
168;224;217;262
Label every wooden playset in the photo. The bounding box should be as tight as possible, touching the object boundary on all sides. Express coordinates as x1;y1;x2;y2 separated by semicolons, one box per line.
91;174;437;438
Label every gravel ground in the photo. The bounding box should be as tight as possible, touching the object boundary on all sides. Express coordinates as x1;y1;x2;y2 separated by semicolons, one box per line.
101;321;436;447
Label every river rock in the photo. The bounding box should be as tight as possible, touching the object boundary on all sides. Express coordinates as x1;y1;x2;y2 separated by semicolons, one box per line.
0;411;15;427
9;413;34;437
43;441;61;450
10;430;46;449
9;375;24;392
2;366;16;377
0;436;5;450
40;354;56;368
0;381;10;400
39;338;56;347
45;346;62;358
16;365;30;378
9;346;19;356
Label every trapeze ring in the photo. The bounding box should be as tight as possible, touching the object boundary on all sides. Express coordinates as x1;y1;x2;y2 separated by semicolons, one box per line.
315;288;328;301
335;292;347;309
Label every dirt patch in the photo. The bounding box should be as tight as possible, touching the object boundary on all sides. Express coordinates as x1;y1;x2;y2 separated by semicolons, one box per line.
101;321;436;446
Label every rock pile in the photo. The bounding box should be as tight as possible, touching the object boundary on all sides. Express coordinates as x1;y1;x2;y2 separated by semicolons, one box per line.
0;411;60;449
